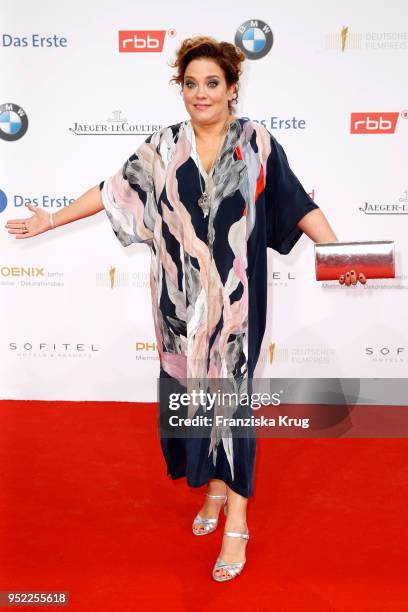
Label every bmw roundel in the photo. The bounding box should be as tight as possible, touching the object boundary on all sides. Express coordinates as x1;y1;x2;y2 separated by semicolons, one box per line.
235;19;274;60
0;189;7;213
0;103;29;141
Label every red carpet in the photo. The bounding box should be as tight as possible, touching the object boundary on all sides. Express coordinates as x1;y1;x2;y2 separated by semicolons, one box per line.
0;400;407;611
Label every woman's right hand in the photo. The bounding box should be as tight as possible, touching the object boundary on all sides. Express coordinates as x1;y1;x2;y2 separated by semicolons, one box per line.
4;203;52;239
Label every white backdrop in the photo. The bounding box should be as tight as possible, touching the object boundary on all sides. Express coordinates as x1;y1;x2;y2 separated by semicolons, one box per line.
1;0;407;401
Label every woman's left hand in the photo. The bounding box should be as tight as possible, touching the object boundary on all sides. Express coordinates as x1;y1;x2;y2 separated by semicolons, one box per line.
339;270;367;286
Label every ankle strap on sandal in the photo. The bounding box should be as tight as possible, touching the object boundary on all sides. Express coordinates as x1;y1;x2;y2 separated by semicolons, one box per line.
224;530;250;540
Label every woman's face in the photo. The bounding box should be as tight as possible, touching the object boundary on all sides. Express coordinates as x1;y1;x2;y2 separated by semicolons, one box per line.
182;58;236;125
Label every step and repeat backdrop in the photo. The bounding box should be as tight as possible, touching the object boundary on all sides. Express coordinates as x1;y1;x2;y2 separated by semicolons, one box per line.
1;0;407;401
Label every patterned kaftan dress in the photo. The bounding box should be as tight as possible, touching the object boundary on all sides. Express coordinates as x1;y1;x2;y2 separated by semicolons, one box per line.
100;117;319;498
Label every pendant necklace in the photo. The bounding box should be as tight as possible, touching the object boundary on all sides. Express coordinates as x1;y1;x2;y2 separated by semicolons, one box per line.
195;120;229;218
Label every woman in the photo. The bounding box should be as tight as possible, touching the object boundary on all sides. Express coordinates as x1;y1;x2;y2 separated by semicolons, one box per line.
5;36;365;582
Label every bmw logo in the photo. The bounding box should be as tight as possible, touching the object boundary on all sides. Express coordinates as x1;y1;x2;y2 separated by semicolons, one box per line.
235;19;274;60
0;189;7;213
0;103;29;141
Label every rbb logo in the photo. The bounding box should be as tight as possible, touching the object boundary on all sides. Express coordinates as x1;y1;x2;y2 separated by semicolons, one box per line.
350;112;399;134
119;30;166;52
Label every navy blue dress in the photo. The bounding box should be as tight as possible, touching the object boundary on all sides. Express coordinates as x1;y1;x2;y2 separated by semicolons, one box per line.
100;117;319;498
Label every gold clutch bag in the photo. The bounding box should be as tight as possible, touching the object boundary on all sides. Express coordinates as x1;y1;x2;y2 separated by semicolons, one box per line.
314;240;395;281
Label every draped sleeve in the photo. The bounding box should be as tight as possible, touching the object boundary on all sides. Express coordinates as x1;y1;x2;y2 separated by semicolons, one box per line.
265;134;319;254
99;134;157;247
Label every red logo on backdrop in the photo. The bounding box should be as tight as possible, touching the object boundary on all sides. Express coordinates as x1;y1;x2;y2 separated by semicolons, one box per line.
350;112;399;134
119;30;166;52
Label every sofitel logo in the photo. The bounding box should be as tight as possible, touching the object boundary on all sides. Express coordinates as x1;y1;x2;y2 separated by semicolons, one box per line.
69;110;162;136
365;347;406;363
118;29;176;53
267;271;297;288
9;342;100;359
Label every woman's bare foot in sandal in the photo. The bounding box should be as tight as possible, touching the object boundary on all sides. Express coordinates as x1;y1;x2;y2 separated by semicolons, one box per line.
192;479;227;535
212;488;249;580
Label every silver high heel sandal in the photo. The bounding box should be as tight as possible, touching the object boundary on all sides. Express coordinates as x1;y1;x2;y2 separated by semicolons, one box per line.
192;493;228;536
212;530;250;582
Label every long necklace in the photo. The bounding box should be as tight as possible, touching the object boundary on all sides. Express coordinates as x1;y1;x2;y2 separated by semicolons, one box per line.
195;120;229;218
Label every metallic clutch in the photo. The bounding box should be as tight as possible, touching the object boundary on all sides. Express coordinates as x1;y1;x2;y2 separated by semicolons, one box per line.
314;240;395;281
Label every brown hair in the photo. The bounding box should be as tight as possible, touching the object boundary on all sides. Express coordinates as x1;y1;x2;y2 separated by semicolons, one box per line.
169;36;245;113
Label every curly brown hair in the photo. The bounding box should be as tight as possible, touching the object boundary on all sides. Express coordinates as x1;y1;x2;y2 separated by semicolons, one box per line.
169;36;245;114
